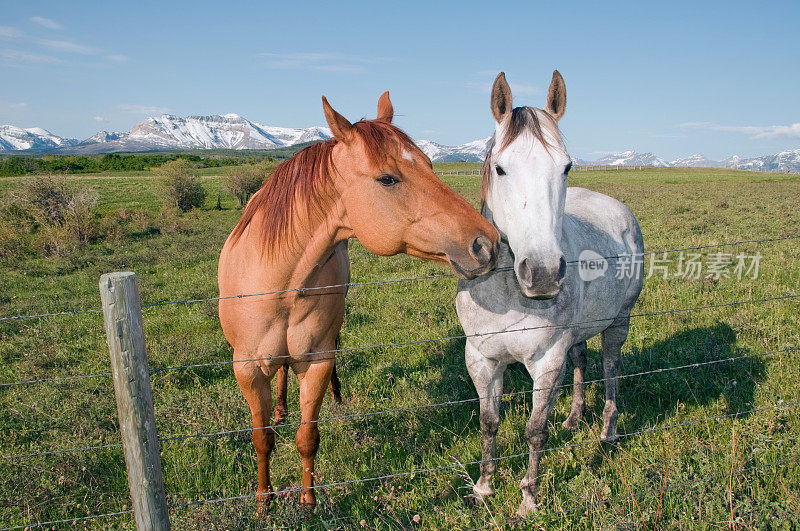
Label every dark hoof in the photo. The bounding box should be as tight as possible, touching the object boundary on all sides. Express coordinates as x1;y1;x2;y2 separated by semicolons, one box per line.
463;494;480;509
255;490;273;516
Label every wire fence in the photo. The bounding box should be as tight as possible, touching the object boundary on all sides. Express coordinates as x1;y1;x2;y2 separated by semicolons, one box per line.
6;401;795;530
0;233;797;323
2;291;797;389
4;344;795;461
467;454;800;530
1;232;799;527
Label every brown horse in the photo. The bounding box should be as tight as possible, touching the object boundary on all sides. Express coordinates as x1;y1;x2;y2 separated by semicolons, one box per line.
218;92;499;509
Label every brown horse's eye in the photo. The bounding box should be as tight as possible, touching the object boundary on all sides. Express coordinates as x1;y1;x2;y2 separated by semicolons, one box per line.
495;165;506;176
377;174;399;186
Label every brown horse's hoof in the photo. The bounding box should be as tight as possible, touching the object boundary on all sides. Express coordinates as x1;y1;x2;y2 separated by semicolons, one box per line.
299;490;317;510
255;489;274;516
273;407;288;424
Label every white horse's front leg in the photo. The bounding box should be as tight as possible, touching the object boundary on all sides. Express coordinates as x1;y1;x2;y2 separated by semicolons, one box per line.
465;341;506;501
518;347;568;517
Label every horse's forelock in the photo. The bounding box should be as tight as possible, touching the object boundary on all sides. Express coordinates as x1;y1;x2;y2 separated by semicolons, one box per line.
482;107;564;207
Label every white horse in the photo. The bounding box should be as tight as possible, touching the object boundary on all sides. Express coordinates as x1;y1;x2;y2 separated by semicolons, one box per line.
456;71;644;516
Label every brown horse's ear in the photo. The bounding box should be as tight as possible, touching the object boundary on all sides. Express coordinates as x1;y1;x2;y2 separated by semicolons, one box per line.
377;91;393;123
322;96;354;143
545;70;566;121
491;72;513;123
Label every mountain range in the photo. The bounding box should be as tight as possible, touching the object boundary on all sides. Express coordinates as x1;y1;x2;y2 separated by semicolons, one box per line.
1;114;798;172
571;148;800;172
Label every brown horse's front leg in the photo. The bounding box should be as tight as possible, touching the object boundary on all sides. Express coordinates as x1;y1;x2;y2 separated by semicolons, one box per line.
294;358;335;508
274;363;289;424
234;360;276;513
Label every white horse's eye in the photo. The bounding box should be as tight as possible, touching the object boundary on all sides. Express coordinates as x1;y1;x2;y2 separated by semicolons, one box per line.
495;165;506;176
564;162;573;175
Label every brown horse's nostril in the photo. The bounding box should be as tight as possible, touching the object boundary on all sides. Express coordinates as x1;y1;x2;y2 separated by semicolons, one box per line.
470;235;493;265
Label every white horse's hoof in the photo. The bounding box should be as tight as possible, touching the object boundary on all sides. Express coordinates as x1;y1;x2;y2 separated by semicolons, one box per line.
516;497;539;517
472;483;493;501
601;432;620;444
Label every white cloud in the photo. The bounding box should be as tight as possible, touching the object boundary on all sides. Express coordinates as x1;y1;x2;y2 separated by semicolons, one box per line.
106;54;129;63
0;26;23;39
40;39;97;55
116;104;172;115
257;52;385;73
93;115;108;122
0;49;59;64
0;100;27;110
30;16;63;30
680;121;800;139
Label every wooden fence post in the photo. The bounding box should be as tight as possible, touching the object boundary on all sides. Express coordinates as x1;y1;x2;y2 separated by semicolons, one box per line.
100;272;170;531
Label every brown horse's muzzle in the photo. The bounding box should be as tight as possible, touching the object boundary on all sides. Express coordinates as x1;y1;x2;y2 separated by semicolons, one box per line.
449;232;499;279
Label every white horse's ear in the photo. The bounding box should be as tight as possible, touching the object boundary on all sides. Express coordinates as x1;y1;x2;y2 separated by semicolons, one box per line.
491;72;513;123
376;91;393;123
322;96;354;143
545;70;566;121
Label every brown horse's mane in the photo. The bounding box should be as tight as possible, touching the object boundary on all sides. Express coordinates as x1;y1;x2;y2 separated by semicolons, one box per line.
230;119;419;253
481;107;561;206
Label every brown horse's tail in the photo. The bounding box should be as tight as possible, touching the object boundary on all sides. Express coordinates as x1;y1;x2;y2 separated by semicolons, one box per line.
329;363;342;403
329;333;342;403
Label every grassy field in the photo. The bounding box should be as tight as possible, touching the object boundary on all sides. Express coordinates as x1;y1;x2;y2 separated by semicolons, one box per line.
1;165;799;529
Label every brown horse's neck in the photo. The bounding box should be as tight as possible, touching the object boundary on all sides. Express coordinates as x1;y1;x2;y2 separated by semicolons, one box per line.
242;184;351;291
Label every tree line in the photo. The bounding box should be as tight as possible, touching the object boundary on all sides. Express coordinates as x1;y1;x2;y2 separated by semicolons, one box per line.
0;153;255;176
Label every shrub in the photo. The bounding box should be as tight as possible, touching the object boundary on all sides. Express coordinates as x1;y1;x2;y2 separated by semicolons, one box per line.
224;159;273;207
22;175;99;245
0;175;100;258
156;159;207;212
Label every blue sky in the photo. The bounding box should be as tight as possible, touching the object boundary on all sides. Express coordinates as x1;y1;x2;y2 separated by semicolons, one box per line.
1;1;798;160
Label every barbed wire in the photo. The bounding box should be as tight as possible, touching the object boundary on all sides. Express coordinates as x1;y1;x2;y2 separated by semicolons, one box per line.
137;233;800;308
0;370;112;389
0;508;133;531
0;233;796;322
2;291;796;389
158;345;798;443
165;400;799;511
5;401;796;529
5;344;795;462
149;293;800;373
467;454;800;530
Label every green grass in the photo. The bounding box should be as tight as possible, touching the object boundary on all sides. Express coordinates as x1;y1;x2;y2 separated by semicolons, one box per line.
1;166;799;529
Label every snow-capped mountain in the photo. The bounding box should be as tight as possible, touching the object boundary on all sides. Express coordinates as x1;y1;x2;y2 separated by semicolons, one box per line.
112;113;332;152
416;137;492;163
1;117;798;173
578;149;800;172
0;125;78;151
720;149;800;172
78;131;127;145
670;154;722;168
594;150;669;167
0;114;333;154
